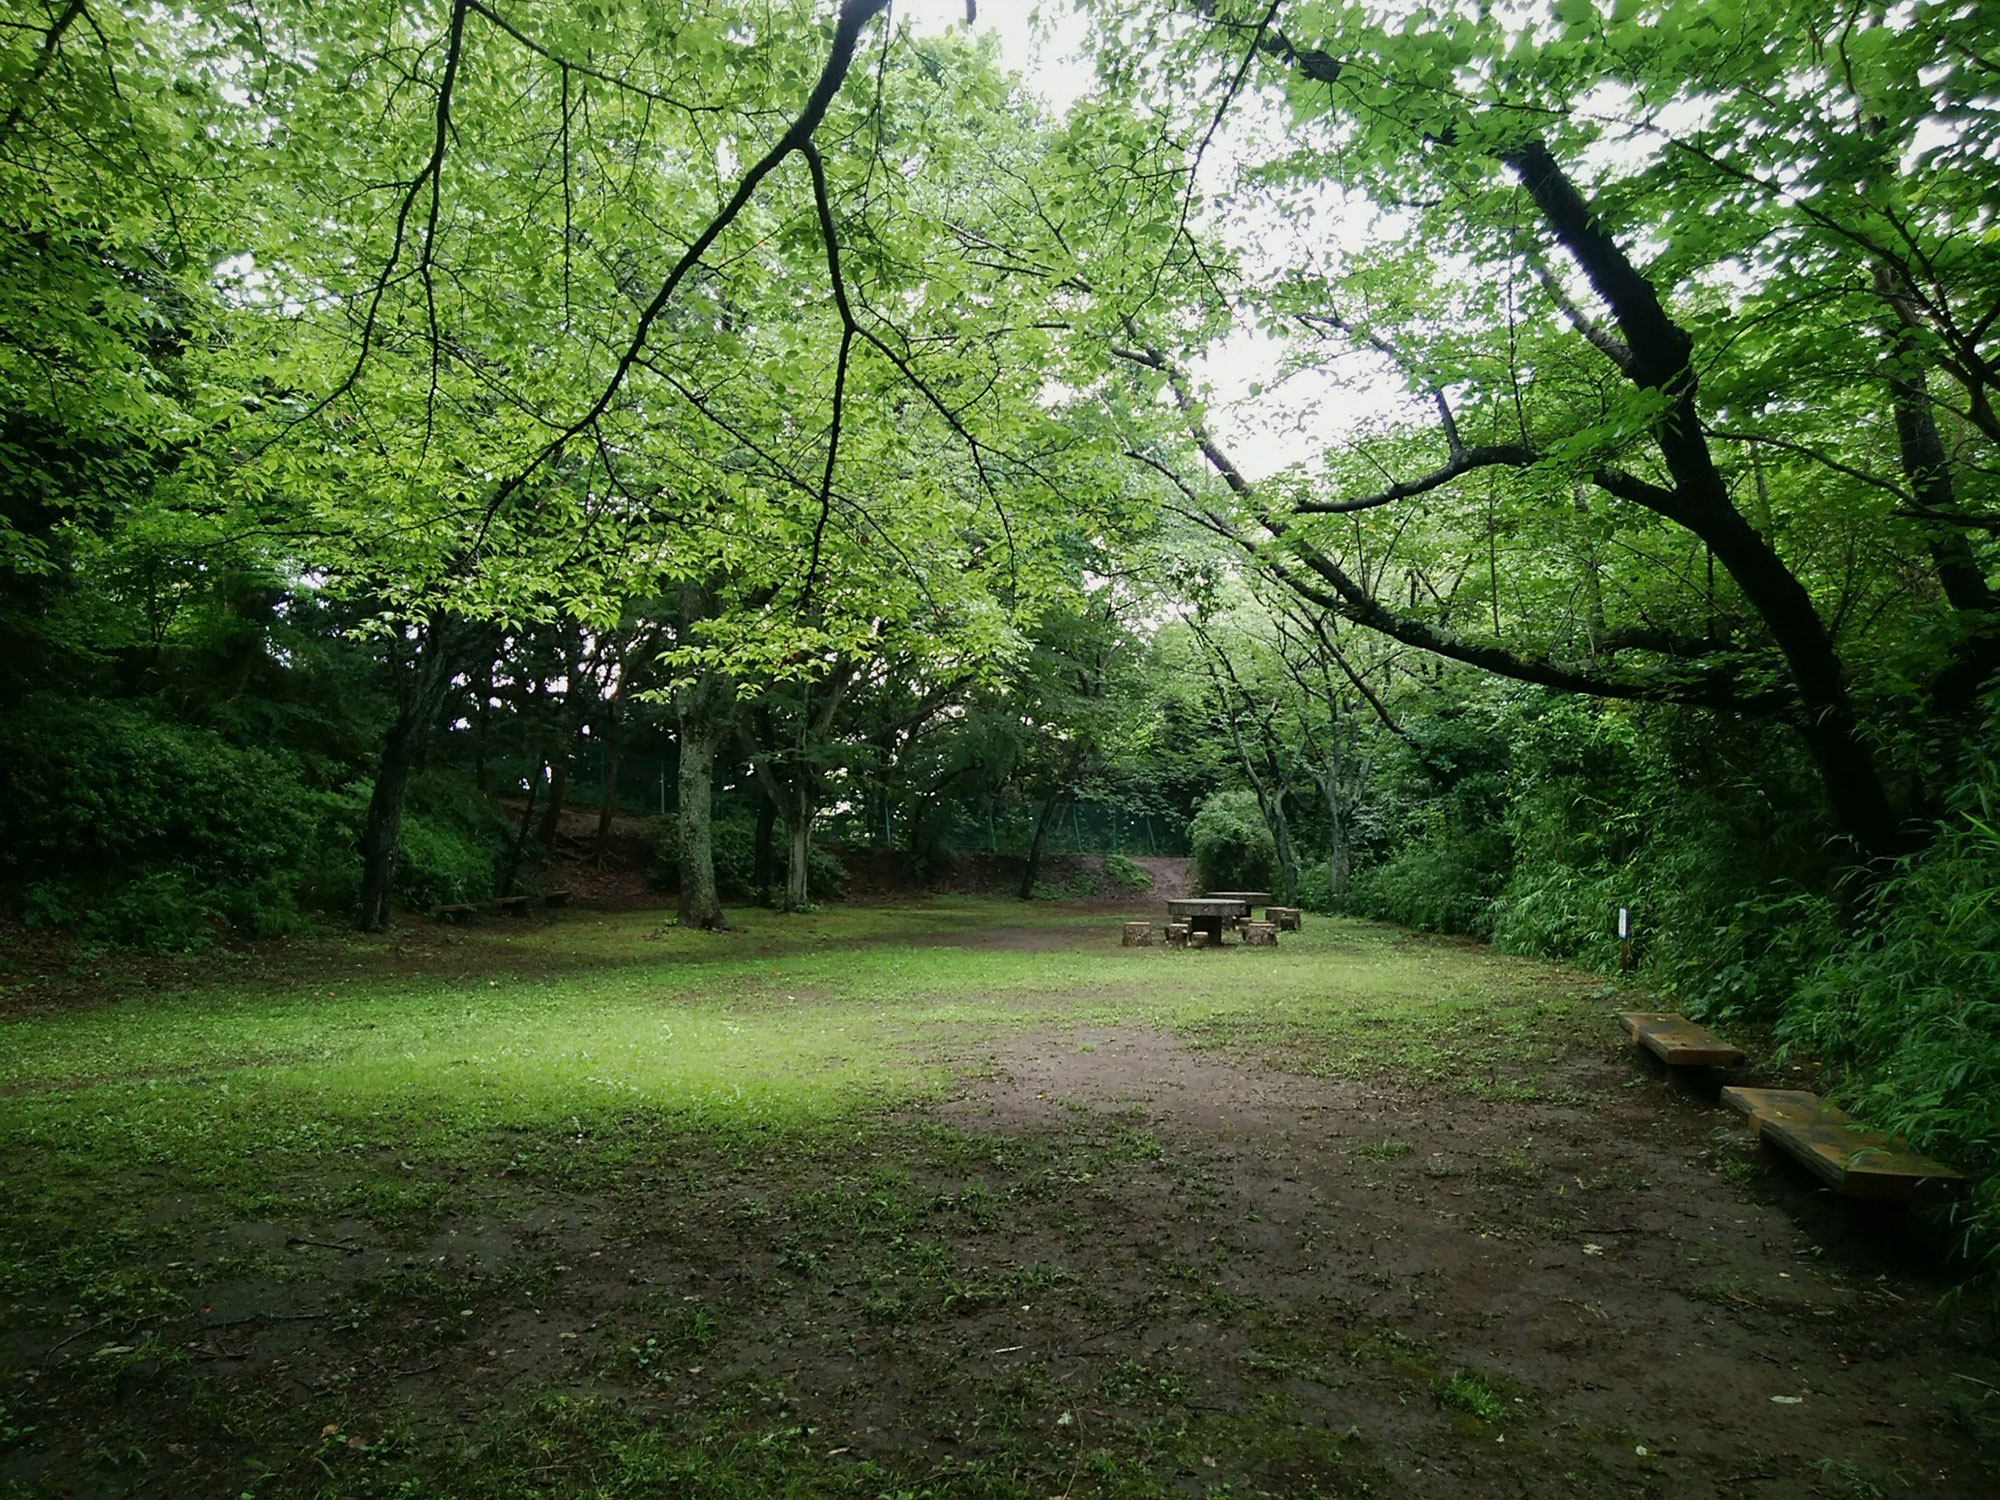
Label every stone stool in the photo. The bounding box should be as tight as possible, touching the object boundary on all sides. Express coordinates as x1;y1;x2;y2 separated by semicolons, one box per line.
1267;906;1302;932
1164;922;1191;948
1242;921;1279;946
1121;921;1155;947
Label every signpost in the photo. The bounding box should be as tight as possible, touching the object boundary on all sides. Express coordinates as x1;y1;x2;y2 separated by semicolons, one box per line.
1618;907;1631;977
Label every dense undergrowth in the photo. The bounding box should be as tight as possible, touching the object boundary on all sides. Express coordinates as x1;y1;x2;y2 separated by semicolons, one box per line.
0;696;514;950
1336;685;2000;1272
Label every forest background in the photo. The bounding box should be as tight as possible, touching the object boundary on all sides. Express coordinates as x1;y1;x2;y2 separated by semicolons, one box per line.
3;0;1998;1259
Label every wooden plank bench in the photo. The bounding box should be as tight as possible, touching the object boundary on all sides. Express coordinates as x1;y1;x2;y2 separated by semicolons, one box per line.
541;889;571;908
431;903;476;924
1722;1090;1965;1201
491;895;532;916
1720;1086;1822;1138
1619;1012;1745;1068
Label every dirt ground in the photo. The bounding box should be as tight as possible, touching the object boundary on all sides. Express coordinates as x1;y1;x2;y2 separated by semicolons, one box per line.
4;911;1998;1497
925;1026;1999;1495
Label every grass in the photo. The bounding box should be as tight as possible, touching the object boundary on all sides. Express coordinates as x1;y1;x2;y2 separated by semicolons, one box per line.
0;899;1963;1498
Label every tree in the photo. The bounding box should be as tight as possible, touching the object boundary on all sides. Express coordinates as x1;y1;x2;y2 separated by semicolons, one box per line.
1103;0;1997;868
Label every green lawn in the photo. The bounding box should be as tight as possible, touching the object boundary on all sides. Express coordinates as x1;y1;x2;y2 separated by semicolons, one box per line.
2;902;1991;1498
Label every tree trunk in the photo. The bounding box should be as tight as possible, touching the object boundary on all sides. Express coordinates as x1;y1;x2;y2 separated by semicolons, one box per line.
1507;140;1906;862
785;781;813;911
535;736;571;851
752;784;778;901
594;700;621;861
497;772;541;897
675;688;727;930
1019;790;1064;900
356;621;459;932
1263;787;1299;905
356;713;427;932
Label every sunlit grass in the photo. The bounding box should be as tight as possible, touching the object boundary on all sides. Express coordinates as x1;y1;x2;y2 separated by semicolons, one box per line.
0;901;1605;1315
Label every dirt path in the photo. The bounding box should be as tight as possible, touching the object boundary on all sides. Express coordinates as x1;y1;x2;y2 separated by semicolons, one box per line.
922;1026;1999;1496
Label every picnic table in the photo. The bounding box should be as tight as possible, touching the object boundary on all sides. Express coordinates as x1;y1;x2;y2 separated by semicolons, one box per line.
1165;897;1251;944
1203;891;1270;913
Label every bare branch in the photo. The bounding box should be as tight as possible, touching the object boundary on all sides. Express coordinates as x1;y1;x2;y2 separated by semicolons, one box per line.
1294;444;1534;514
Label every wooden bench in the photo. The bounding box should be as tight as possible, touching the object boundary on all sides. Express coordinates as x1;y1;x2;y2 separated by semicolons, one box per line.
1720;1086;1822;1137
1121;921;1155;947
1619;1012;1745;1068
491;895;532;916
541;889;571;908
431;903;476;924
1722;1087;1963;1201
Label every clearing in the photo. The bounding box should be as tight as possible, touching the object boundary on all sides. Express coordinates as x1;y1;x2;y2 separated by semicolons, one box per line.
1;901;1995;1498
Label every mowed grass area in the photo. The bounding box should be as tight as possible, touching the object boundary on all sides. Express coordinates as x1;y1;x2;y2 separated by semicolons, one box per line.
9;900;1984;1498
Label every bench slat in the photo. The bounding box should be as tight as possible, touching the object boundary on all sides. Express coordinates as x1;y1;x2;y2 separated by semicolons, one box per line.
1760;1111;1964;1201
1719;1086;1822;1137
1619;1012;1744;1068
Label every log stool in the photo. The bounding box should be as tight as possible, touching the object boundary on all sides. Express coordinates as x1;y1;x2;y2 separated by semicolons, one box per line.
1164;922;1191;948
1122;921;1155;947
1188;930;1214;949
1267;906;1302;931
1242;921;1279;946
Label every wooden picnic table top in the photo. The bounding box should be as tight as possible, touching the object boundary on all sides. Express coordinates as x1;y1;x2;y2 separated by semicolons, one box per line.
1165;897;1252;915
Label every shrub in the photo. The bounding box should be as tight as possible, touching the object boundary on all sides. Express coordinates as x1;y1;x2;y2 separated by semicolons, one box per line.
1348;827;1510;936
1189;790;1275;893
1782;786;2000;1273
1293;866;1340;915
1104;853;1152;891
395;811;499;908
0;695;323;887
1;695;337;948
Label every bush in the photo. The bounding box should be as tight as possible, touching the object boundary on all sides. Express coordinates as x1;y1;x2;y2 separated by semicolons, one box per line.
1348;827;1510;936
395;811;499;908
1189;790;1275;893
1104;853;1152;890
1;695;325;887
1293;866;1341;915
1782;780;2000;1272
1;695;337;949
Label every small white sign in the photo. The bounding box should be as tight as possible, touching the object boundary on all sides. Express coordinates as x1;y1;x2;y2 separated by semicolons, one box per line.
1617;907;1630;939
